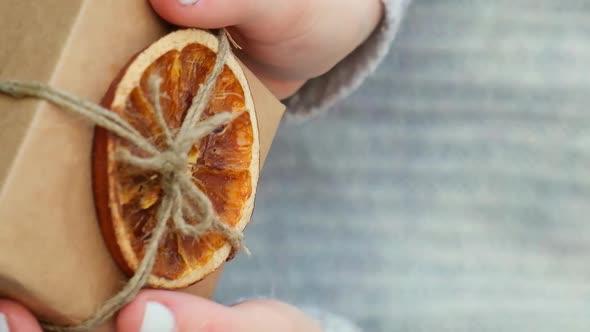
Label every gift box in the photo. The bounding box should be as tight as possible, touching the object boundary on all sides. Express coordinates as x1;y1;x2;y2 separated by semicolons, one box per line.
0;1;284;330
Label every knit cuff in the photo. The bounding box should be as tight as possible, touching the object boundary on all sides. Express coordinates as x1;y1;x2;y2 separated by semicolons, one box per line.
283;0;410;119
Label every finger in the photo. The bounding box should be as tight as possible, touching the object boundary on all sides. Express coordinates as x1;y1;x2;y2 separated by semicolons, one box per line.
0;300;43;332
232;299;322;332
117;290;321;332
117;290;233;332
149;0;267;29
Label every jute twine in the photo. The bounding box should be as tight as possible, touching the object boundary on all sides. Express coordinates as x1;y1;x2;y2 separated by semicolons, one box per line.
0;30;247;331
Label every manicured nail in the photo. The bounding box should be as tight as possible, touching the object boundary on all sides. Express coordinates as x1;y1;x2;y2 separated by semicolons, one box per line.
0;313;9;332
140;302;175;332
178;0;200;5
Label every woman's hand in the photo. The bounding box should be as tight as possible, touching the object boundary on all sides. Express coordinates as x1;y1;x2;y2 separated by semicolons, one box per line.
149;0;384;99
0;290;321;332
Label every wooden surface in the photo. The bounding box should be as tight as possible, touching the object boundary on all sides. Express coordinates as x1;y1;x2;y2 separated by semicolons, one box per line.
215;1;590;331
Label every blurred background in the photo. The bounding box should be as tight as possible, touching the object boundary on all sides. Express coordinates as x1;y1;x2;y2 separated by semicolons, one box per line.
216;1;590;331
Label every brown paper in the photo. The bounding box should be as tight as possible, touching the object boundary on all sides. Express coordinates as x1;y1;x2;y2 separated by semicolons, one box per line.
0;0;285;330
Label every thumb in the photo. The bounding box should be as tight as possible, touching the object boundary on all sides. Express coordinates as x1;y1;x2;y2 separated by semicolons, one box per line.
117;290;321;332
0;300;43;332
149;0;270;29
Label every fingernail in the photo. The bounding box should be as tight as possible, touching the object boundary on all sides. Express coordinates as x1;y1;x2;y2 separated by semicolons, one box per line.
0;313;9;332
140;302;175;332
178;0;200;5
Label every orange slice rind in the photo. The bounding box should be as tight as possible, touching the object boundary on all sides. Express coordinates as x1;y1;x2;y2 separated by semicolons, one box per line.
92;29;259;289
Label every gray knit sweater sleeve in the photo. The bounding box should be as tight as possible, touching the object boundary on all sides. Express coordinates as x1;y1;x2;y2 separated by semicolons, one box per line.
284;0;411;118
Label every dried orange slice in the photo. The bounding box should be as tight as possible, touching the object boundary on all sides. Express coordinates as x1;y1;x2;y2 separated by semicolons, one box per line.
92;29;259;289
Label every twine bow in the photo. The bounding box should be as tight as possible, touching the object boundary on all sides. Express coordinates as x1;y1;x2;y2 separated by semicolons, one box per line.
0;30;245;331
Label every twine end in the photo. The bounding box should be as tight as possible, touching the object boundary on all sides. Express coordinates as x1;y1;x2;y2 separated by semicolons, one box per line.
223;28;243;50
243;245;252;256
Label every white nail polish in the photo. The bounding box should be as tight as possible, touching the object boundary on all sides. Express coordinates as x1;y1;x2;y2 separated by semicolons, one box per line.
140;302;175;332
178;0;200;5
0;313;9;332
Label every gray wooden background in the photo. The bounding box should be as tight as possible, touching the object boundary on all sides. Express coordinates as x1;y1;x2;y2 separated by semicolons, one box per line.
216;1;590;331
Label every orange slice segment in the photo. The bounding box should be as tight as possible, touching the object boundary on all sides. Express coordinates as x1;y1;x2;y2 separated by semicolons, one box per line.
92;30;259;289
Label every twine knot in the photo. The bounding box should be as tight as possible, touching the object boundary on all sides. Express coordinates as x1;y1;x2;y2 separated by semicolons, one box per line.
160;151;187;176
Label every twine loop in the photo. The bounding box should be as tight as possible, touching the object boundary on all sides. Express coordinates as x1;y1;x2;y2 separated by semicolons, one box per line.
0;29;245;331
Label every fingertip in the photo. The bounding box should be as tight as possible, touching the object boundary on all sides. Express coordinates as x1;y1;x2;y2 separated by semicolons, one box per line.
0;300;42;332
115;293;145;332
117;290;178;332
149;0;184;27
149;0;253;29
117;290;235;332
